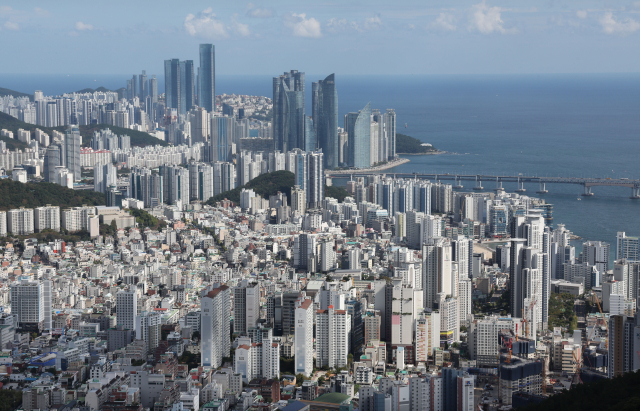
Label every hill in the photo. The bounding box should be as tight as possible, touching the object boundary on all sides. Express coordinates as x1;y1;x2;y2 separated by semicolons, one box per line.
75;86;115;93
0;87;33;100
325;185;350;202
520;370;640;411
0;112;33;150
0;179;105;211
0;112;167;148
79;124;168;147
396;133;438;154
206;170;296;205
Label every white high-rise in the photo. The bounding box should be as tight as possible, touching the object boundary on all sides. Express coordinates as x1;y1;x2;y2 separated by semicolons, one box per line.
294;297;314;377
422;237;453;310
11;279;51;332
116;286;138;332
201;285;231;368
8;208;34;235
316;305;351;369
34;206;60;232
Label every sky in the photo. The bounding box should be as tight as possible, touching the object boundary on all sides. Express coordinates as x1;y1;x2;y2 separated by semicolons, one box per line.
1;0;640;75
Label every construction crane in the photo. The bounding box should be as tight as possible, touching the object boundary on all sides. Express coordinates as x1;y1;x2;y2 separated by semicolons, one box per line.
502;335;513;364
591;291;609;350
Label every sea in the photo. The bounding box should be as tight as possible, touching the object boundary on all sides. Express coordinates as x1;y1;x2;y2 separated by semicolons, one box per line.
3;72;640;254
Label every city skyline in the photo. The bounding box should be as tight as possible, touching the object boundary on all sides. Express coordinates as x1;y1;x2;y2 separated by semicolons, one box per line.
1;1;640;75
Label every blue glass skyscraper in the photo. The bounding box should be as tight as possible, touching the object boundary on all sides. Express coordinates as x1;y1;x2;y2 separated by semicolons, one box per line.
273;70;305;153
313;74;338;169
199;44;216;113
346;102;371;169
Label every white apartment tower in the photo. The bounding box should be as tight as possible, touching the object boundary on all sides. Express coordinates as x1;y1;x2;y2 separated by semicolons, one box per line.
316;305;351;369
201;285;231;368
116;286;138;332
294;297;314;377
34;205;60;232
7;208;34;235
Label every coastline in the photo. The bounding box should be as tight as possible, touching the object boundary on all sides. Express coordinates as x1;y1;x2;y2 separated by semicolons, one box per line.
398;150;448;156
325;157;410;174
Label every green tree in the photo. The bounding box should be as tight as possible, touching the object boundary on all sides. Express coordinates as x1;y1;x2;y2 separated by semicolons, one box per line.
295;373;306;387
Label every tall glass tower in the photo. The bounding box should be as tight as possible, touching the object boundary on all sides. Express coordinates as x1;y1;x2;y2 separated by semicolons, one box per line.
164;59;181;114
313;74;338;169
346;102;371;169
199;44;216;113
273;70;305;153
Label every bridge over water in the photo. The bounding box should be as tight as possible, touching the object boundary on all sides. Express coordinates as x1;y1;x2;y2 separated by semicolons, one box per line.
326;173;640;199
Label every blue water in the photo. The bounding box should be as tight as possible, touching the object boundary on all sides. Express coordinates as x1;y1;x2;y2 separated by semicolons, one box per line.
3;73;640;247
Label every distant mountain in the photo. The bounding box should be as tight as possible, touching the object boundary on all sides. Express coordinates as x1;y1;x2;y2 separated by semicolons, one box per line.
75;86;117;93
0;87;33;101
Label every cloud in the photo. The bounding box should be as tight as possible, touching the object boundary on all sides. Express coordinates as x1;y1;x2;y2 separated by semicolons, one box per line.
468;1;508;34
75;21;93;31
34;7;49;16
184;7;229;39
326;15;382;33
0;6;13;16
600;12;640;34
231;14;251;36
4;21;18;30
245;3;274;18
431;12;457;31
283;13;321;38
364;15;382;31
326;18;349;32
576;10;588;19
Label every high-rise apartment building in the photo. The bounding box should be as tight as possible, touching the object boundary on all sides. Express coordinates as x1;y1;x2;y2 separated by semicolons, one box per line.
273;70;305;153
8;208;34;235
316;305;351;370
199;44;216;113
201;285;231;368
294;297;314;377
11;279;51;332
64;125;81;181
617;232;640;261
312;74;338;169
233;280;260;335
34;206;60;232
346;102;372;169
94;163;117;194
116;286;137;333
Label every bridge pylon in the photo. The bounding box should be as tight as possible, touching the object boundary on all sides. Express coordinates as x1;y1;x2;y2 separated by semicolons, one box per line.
581;185;594;196
536;182;548;194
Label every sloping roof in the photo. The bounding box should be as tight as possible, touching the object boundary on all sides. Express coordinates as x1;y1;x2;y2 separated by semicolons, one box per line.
313;392;350;404
280;401;309;411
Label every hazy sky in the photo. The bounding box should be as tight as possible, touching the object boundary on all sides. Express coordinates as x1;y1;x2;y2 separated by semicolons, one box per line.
2;0;640;75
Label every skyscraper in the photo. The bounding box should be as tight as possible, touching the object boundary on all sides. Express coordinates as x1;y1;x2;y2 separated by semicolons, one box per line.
385;109;397;160
44;145;60;183
139;70;147;100
294;297;314;377
313;74;338;169
346;102;372;169
116;286;138;333
94;163;117;194
181;60;196;112
201;285;231;369
132;74;138;98
149;75;158;104
199;44;216;112
273;70;305;153
64;125;81;181
164;59;181;114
